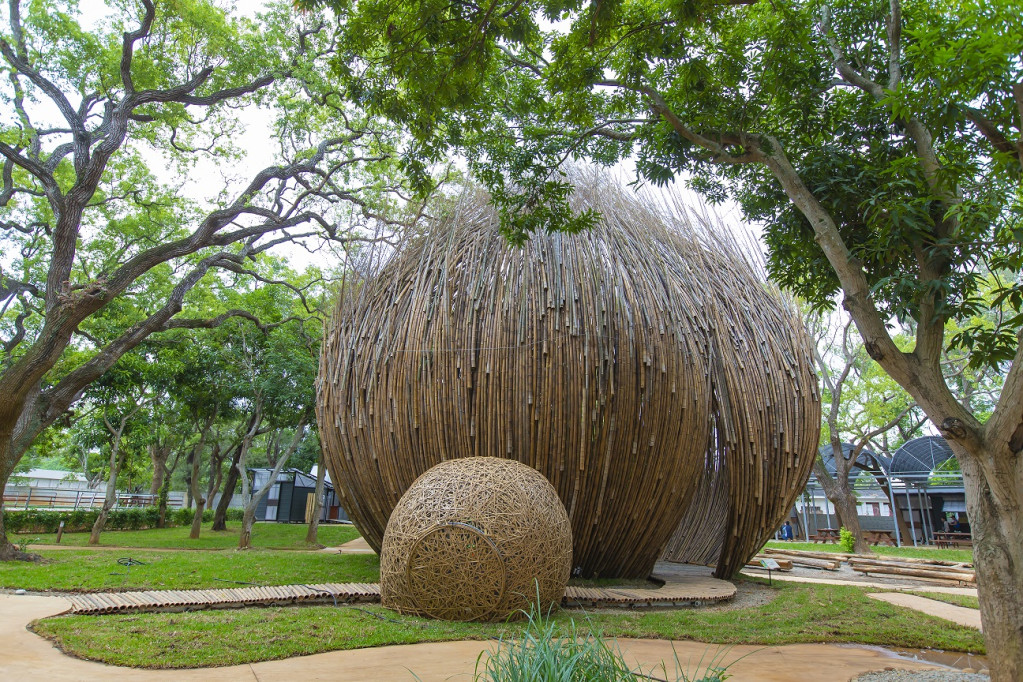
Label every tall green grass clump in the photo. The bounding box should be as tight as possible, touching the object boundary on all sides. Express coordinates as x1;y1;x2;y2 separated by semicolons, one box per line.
474;606;734;681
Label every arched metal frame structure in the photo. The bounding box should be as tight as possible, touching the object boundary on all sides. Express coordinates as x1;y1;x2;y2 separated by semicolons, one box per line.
318;181;820;579
889;435;955;477
799;437;965;547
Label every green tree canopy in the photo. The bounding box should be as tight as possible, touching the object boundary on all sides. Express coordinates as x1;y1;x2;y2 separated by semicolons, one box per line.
299;0;1023;676
0;0;416;550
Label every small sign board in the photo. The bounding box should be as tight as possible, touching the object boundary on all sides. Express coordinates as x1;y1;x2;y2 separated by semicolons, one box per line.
759;558;781;570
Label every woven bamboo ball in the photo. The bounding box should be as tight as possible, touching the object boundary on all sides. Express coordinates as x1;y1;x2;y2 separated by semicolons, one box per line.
380;457;572;622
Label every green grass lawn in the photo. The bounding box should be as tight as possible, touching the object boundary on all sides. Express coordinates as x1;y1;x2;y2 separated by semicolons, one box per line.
763;540;973;564
31;580;985;669
906;591;981;610
0;549;380;592
25;522;362;550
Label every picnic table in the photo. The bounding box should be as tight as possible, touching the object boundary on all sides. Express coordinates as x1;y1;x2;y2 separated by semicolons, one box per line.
812;528;840;543
863;529;896;546
933;532;973;549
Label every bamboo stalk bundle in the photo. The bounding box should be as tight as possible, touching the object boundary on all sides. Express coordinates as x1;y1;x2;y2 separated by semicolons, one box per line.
317;175;819;579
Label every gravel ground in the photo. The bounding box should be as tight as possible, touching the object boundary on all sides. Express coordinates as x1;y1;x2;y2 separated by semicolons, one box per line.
702;579;776;611
853;670;989;681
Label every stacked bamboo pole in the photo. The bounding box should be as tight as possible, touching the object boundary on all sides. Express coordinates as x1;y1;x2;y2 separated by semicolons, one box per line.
317;177;819;579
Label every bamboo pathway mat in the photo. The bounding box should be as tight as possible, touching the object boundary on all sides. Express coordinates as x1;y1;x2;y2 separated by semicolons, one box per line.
65;572;735;615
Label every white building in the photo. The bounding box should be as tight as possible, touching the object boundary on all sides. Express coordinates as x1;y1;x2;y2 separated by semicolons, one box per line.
10;468;92;490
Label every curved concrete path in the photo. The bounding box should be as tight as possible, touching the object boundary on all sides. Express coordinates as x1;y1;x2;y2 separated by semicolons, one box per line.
1;593;947;681
868;593;982;630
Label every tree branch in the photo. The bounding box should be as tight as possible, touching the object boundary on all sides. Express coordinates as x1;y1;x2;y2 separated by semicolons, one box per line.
163;309;307;333
886;0;902;91
119;0;155;94
961;105;1020;161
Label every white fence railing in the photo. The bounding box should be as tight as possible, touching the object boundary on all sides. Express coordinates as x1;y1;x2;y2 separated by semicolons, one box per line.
2;486;185;511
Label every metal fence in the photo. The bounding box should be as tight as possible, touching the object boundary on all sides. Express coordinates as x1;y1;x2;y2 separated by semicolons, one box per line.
2;486;185;511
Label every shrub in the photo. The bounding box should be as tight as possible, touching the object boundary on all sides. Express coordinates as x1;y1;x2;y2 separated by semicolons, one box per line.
9;507;166;533
7;505;247;534
839;527;856;553
172;507;195;526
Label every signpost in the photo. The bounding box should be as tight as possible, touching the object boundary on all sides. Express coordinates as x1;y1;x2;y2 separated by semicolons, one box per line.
759;557;781;585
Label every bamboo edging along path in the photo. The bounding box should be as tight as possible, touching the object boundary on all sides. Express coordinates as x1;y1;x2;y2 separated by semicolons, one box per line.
66;576;736;616
318;175;820;579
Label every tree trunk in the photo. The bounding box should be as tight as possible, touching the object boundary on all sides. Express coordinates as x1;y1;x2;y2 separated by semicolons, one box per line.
90;446;127;545
212;432;253;531
157;474;171;529
305;450;326;545
188;446;205;540
957;442;1023;682
833;487;871;554
238;505;256;549
193;441;230;538
0;501;39;562
813;454;874;555
239;412;306;549
189;494;206;538
156;450;182;529
183;416;216;539
148;443;171;496
815;465;872;554
212;464;239;531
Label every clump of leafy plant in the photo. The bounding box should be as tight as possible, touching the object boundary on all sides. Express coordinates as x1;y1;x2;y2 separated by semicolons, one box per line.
839;527;856;553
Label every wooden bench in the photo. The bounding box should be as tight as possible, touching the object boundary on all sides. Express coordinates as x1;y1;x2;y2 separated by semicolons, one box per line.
863;530;897;546
812;528;840;543
933;532;972;549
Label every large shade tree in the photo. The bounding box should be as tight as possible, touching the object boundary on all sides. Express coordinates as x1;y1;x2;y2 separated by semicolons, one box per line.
300;0;1023;676
0;0;412;559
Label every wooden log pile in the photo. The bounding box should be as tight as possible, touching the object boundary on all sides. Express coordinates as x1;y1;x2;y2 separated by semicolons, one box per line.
848;557;976;585
747;556;794;571
761;554;840;570
318;176;820;579
760;547;976;585
763;548;853;562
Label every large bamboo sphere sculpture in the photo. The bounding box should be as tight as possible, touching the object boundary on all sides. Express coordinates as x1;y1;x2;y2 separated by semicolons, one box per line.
317;177;820;579
380;457;572;621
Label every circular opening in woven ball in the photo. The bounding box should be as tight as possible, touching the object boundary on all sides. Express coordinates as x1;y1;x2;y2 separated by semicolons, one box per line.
406;522;506;621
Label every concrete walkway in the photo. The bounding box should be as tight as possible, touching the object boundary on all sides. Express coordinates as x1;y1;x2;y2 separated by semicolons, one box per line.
325;537;376;554
868;593;982;630
0;593;945;681
740;570;979;596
